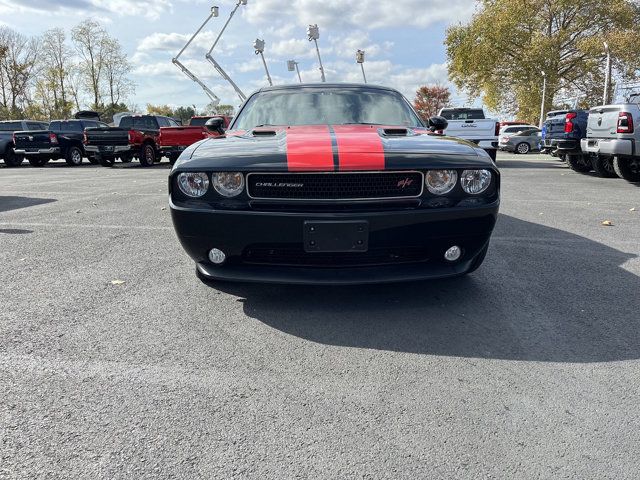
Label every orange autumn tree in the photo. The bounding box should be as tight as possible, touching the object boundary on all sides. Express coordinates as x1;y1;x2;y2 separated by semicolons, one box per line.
413;85;451;122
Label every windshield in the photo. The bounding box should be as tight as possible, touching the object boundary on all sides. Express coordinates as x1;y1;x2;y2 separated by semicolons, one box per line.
233;87;422;130
0;121;22;131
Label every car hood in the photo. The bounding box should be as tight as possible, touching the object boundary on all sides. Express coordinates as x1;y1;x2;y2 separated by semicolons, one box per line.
177;124;493;171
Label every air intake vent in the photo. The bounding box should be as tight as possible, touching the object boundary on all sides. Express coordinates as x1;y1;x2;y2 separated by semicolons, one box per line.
252;129;277;137
382;128;409;136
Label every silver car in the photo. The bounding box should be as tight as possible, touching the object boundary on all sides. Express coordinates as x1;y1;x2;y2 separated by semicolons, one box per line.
502;128;542;154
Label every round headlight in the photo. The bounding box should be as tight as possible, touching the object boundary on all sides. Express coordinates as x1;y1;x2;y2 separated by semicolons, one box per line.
212;172;245;197
177;172;209;197
460;169;492;194
425;170;458;195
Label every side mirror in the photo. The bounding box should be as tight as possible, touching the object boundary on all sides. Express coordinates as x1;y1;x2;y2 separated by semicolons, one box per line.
205;117;226;134
428;116;448;133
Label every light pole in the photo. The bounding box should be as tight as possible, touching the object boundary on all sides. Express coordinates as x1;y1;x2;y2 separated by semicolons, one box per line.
539;71;547;129
356;49;367;83
307;24;326;82
287;60;302;83
603;42;611;105
253;38;272;87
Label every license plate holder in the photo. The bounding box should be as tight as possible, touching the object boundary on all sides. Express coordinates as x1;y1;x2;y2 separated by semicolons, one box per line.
304;221;369;253
101;146;114;152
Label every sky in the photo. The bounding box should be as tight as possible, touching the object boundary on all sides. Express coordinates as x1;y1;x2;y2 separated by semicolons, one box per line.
0;0;479;111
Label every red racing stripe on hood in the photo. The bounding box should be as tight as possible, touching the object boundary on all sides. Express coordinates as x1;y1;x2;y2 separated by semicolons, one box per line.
333;125;385;171
286;125;335;171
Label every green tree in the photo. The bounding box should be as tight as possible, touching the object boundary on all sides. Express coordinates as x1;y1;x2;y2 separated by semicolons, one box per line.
173;105;197;124
146;103;174;116
445;0;640;124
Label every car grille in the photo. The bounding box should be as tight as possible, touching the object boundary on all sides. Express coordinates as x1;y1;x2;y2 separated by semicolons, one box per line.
242;244;429;267
246;171;423;201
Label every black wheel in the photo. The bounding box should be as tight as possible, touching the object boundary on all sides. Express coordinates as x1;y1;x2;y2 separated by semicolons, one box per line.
565;154;592;173
140;144;156;167
465;244;489;275
99;156;115;167
515;142;530;154
28;157;48;167
3;146;23;167
88;156;99;165
65;146;84;166
591;155;617;178
613;156;640;182
119;153;133;163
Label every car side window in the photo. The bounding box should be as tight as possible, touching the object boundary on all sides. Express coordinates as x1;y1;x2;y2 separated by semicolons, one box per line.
167;118;180;127
49;121;60;131
83;121;98;129
157;117;170;127
27;122;42;130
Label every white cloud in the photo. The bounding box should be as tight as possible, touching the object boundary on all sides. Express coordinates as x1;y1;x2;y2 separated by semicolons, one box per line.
0;0;172;19
243;0;475;30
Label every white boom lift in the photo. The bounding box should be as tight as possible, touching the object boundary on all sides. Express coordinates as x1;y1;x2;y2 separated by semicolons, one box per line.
172;6;221;106
205;0;248;103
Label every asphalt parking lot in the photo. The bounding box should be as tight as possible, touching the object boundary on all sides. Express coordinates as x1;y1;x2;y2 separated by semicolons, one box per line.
1;152;639;479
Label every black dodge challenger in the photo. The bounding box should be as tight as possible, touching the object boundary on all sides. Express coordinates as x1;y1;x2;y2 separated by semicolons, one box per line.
169;84;500;284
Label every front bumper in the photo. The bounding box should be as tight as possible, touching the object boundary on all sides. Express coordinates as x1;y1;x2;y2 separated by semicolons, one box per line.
171;200;499;284
580;138;635;157
14;147;60;155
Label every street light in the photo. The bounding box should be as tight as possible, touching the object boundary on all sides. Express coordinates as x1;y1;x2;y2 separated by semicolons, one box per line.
307;24;326;82
253;38;273;87
356;49;367;84
287;60;302;83
603;42;611;105
539;70;547;129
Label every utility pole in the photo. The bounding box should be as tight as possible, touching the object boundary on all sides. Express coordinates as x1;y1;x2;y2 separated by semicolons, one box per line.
539;71;547;129
603;42;612;105
287;60;302;83
356;50;367;84
307;24;325;82
253;39;272;87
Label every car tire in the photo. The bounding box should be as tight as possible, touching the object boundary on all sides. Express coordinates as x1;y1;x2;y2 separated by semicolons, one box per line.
120;153;133;163
88;156;99;165
65;146;84;166
140;144;156;167
99;156;115;167
591;155;617;178
613;156;640;182
465;244;489;275
515;142;530;154
28;157;49;167
3;147;23;167
565;154;592;173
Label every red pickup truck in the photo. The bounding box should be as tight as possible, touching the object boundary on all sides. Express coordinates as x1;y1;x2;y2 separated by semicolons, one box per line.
159;116;232;164
84;114;180;167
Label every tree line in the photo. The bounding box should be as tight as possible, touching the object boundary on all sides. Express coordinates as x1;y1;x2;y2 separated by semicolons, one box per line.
0;21;134;122
445;0;640;124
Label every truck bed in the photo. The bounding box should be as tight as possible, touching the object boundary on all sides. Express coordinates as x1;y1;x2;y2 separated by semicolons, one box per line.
159;126;209;148
14;130;55;151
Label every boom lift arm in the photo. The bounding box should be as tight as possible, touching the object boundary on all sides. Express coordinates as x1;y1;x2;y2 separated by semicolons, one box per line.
172;7;221;106
205;0;247;103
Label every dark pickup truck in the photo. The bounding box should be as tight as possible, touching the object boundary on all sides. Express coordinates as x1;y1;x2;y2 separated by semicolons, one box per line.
14;119;109;166
1;120;49;167
543;109;616;177
84;114;180;167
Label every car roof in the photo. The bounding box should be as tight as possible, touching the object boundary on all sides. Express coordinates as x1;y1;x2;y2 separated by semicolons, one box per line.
254;83;402;95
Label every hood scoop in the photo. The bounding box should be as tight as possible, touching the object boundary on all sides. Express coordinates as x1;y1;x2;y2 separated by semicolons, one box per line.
251;128;278;137
381;127;411;137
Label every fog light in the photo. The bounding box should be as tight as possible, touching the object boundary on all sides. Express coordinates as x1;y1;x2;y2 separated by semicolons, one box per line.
444;246;462;262
208;248;226;264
